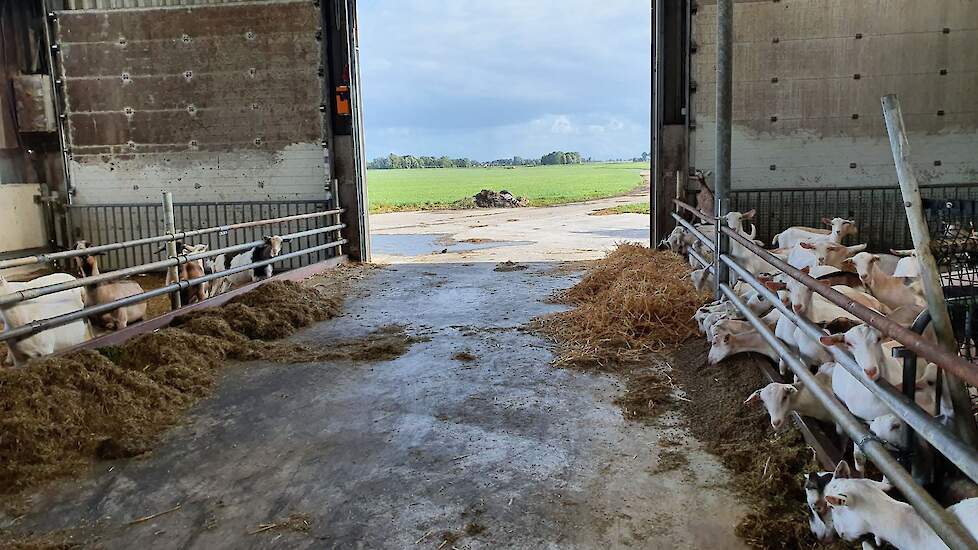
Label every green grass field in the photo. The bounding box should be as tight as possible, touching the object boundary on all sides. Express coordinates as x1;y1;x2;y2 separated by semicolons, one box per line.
367;162;648;213
592;202;651;216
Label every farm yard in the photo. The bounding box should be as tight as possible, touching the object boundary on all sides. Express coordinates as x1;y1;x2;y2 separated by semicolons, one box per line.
367;162;648;213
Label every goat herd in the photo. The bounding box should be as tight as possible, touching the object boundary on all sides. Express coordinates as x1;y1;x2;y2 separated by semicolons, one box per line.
662;210;978;548
0;235;289;367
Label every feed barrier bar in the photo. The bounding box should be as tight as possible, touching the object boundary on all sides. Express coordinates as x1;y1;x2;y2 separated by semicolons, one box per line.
0;209;344;270
720;283;978;550
0;224;345;308
0;239;348;344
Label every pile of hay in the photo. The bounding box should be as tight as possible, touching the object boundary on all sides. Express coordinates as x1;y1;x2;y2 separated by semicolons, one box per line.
536;244;709;368
0;277;411;497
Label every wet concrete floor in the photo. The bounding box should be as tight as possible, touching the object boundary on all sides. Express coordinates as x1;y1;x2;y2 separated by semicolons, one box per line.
7;261;746;549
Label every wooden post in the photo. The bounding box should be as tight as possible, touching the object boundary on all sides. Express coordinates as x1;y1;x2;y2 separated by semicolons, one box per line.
881;94;978;448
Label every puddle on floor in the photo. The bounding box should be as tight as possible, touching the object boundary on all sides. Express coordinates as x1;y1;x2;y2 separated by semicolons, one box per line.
372;233;533;256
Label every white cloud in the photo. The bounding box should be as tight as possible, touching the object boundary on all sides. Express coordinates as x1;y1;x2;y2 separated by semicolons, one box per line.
358;0;652;159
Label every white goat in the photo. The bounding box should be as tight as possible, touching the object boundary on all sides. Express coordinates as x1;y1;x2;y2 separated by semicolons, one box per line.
744;369;833;429
0;273;92;365
847;252;925;311
772;217;857;249
825;461;978;549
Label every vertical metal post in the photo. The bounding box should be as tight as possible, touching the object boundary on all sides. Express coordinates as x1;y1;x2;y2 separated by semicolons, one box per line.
881;94;978;448
162;192;182;311
714;0;734;296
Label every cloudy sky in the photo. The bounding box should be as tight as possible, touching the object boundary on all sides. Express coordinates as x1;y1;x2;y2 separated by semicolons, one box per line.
358;1;652;162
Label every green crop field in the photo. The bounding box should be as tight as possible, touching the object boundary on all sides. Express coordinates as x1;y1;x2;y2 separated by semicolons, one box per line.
367;162;648;213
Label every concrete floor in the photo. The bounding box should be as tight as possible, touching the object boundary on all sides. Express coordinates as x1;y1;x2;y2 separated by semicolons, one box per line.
6;198;747;549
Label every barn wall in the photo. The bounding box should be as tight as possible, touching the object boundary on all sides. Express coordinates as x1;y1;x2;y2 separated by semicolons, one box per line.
54;1;330;205
0;184;48;253
690;0;978;190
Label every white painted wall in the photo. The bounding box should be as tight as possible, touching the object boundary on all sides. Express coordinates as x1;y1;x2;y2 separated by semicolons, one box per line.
0;184;47;253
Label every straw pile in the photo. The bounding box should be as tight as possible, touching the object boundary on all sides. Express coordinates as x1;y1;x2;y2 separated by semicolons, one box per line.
537;244;710;368
0;273;412;498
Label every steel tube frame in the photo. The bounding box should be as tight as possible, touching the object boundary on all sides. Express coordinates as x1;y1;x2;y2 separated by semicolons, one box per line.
0;209;345;270
720;225;978;389
719;282;978;550
714;0;733;292
0;224;346;308
721;254;978;484
0;239;348;345
673;198;712;223
163;192;182;310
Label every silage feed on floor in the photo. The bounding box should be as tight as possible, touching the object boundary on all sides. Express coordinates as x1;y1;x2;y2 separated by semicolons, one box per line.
536;244;709;368
535;245;847;549
0;277;407;498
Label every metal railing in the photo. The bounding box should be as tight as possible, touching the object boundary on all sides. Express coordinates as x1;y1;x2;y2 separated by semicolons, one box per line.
728;183;978;252
1;192;346;357
66;199;340;271
675;197;978;549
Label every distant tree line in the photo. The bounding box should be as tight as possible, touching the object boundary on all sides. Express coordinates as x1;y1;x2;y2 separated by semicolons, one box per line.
367;151;588;170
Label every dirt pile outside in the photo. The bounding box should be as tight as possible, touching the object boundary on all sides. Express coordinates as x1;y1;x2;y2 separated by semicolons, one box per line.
0;274;412;498
472;189;528;208
535;244;709;368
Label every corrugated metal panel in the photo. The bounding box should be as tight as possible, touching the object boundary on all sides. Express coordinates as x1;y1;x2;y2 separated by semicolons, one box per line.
65;0;253;9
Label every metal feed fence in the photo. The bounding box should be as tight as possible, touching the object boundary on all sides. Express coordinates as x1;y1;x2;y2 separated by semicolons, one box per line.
729;183;978;251
1;193;347;366
68;200;340;271
670;95;978;549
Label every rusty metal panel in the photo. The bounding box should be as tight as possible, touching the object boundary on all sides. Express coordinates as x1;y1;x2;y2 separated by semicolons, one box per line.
66;0;253;9
11;75;57;133
54;1;328;204
688;0;978;190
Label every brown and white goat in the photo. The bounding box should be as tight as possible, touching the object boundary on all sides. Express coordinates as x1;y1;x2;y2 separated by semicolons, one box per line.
73;241;146;330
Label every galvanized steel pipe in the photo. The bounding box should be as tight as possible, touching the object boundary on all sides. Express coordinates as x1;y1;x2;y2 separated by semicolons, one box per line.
0;209;344;270
714;0;734;291
0;239;348;344
0;224;345;308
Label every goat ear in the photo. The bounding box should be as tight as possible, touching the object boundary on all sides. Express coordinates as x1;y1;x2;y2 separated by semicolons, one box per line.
821;217;832;226
848;244;868;253
824;494;847;507
763;281;787;291
819;334;845;347
834;460;852;479
800;241;814;249
743;209;756;219
744;390;763;405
